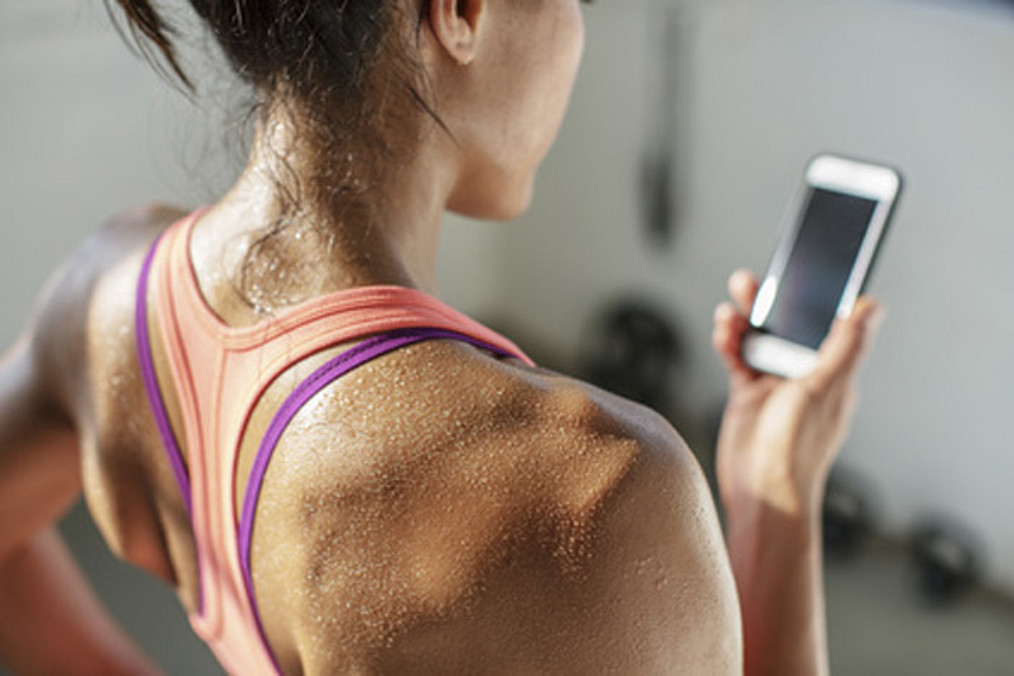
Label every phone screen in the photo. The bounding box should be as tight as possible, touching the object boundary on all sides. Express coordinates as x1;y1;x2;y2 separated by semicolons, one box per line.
759;188;878;349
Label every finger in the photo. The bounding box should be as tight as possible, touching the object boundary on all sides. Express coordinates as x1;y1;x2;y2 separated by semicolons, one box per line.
728;269;759;316
712;301;755;377
806;297;885;393
712;302;739;369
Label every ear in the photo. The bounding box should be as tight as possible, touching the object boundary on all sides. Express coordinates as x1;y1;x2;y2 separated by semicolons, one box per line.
425;0;485;66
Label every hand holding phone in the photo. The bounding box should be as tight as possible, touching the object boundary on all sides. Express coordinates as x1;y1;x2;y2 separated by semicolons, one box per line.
713;268;886;514
713;269;885;676
742;154;902;378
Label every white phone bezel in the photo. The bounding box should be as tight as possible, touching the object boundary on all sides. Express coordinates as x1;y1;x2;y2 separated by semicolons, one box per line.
744;154;900;379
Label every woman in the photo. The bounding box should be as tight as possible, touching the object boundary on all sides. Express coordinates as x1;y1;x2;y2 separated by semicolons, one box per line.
0;0;882;673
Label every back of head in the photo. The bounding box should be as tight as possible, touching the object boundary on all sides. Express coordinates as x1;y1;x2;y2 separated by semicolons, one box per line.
111;1;420;117
109;1;436;307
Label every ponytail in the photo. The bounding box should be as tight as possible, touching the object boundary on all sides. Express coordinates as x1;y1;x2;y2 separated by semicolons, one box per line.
106;0;193;90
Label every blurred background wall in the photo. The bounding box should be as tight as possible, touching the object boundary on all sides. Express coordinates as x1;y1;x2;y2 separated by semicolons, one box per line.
501;0;1014;592
2;0;1013;672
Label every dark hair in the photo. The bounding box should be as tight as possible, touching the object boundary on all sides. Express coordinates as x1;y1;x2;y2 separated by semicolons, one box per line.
109;0;437;310
112;1;415;105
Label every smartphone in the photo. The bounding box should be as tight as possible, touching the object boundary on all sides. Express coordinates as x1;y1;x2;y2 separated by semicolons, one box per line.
742;154;902;378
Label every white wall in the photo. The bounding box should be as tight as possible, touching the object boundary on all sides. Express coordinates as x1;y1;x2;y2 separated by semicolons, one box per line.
499;0;1014;590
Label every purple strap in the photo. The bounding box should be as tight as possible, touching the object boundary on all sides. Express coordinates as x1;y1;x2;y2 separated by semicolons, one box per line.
136;233;193;515
238;327;517;674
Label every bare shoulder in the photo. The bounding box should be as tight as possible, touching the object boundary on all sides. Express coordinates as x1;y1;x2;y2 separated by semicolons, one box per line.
467;358;744;672
30;203;189;406
261;341;742;673
36;202;188;316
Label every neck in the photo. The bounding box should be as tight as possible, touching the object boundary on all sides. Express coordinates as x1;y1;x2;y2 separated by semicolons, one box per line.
195;106;457;316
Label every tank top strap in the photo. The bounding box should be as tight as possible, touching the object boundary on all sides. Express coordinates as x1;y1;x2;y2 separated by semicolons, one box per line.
219;286;534;414
163;210;533;434
167;208;531;361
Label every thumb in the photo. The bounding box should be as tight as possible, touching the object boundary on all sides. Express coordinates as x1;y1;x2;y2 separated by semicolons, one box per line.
806;298;885;393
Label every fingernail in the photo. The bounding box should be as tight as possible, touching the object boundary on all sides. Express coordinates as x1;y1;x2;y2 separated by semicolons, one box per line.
865;302;886;331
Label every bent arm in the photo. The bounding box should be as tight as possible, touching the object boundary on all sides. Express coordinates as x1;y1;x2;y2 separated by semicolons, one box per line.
0;528;161;676
550;418;743;673
0;323;160;674
713;270;884;676
0;335;80;560
608;434;745;674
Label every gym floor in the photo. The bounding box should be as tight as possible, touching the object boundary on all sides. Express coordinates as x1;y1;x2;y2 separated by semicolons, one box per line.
826;537;1014;675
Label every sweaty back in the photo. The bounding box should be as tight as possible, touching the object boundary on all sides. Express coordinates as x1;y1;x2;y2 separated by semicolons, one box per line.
135;209;533;673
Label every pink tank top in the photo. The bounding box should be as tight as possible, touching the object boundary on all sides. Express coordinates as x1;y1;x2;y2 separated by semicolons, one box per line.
135;209;532;674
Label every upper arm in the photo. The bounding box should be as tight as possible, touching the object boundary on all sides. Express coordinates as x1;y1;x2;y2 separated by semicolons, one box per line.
0;202;188;560
584;430;743;673
0;332;80;561
524;379;743;671
447;404;745;674
459;376;745;672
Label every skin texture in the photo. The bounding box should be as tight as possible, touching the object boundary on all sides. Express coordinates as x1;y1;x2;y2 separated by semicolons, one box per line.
0;0;882;673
